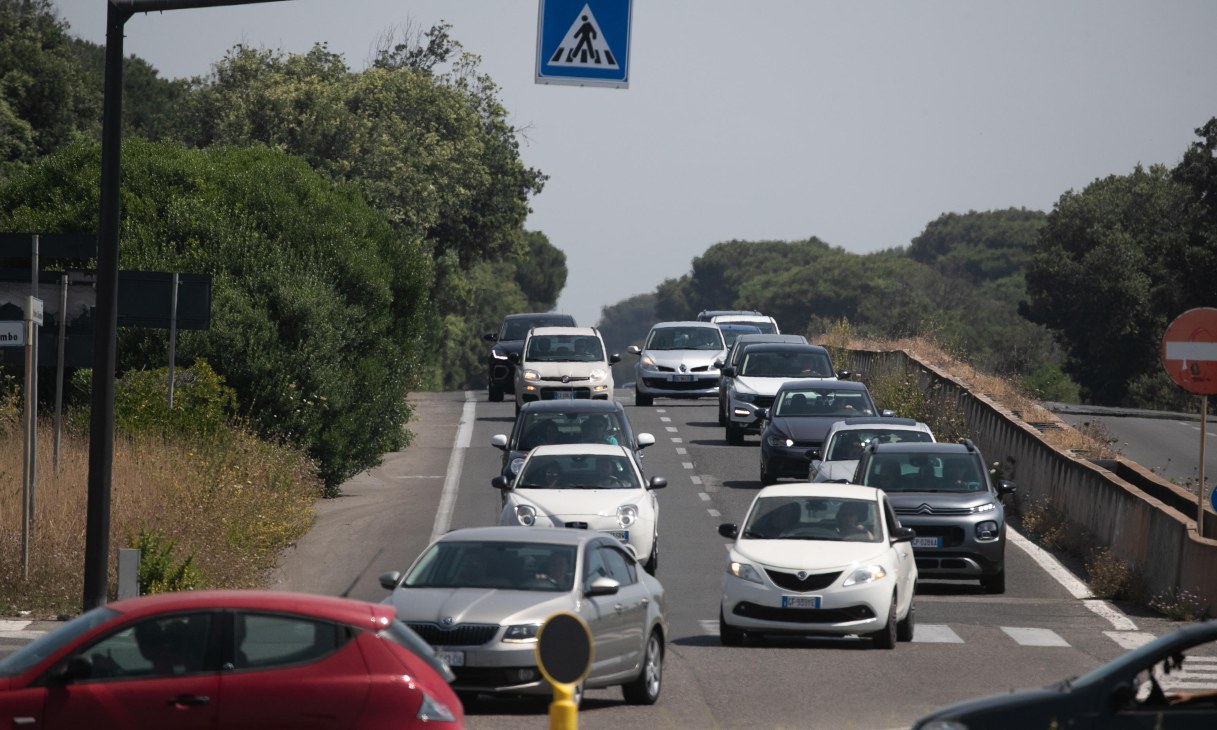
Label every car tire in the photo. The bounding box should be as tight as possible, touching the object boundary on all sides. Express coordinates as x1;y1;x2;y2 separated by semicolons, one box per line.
759;461;776;486
725;422;744;446
514;400;521;417
644;541;658;575
872;597;897;650
488;385;504;402
717;398;726;426
980;568;1006;594
622;630;663;705
719;608;745;646
635;390;653;407
897;594;915;642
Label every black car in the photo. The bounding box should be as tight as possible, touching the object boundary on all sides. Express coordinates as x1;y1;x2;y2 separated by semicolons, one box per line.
484;312;576;401
912;619;1217;729
489;400;654;483
756;379;887;484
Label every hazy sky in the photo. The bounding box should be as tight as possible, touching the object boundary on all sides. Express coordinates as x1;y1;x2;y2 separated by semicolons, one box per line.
54;1;1217;326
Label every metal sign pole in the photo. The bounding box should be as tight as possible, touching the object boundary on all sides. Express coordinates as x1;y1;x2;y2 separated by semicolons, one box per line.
1200;395;1208;536
54;274;67;472
168;272;179;408
21;315;34;579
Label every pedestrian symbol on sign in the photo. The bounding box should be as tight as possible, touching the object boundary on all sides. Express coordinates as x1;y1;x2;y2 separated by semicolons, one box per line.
548;4;619;69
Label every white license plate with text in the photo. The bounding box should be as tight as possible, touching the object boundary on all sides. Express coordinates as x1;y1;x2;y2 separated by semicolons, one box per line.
781;595;820;609
436;649;465;667
912;537;942;548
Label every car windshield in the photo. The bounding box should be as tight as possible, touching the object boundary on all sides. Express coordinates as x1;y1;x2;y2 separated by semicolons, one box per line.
741;497;880;542
863;454;985;493
719;325;762;347
727;319;777;334
501;317;571;341
526;334;604;362
517;453;641;489
741;351;834;378
826;429;933;460
513;412;629;450
774;389;874;417
0;606;120;677
645;327;723;351
403;541;578;592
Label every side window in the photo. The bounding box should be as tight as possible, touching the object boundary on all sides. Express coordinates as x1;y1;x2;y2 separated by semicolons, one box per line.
882;497;902;535
599;545;638;586
583;545;609;583
233;614;345;670
82;612;214;680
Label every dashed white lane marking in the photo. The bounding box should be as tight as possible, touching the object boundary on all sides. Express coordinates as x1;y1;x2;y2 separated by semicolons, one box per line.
913;624;964;643
690;475;703;485
0;620;31;631
660;416;671;422
1008;528;1138;631
671;437;683;443
699;620;718;634
698;493;711;502
1002;626;1069;647
0;631;45;639
683;462;694;470
707;509;720;517
1105;631;1157;650
666;426;678;433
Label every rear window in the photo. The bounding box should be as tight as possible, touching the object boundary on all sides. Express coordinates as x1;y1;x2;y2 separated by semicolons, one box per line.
501;315;574;340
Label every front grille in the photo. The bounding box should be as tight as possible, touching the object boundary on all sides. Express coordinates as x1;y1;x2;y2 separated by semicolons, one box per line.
765;569;840;592
407;623;499;647
753;396;775;409
539;375;590;383
732;601;875;624
538;387;592;399
565;521;588;529
642;377;713;391
655;364;712;373
895;505;976;516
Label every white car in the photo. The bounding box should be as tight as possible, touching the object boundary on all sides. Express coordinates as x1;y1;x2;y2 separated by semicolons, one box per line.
809;417;936;482
721;343;839;444
710;313;781;334
511;326;618;415
627;321;726;407
493;443;667;573
717;483;918;648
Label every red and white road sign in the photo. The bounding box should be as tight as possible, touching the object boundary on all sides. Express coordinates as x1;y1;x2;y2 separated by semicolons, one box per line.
1162;308;1217;395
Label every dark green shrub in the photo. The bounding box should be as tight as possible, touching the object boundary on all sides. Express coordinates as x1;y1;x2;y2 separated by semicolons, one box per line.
130;526;202;595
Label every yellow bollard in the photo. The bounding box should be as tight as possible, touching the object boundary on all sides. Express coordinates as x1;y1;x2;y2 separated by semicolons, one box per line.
549;681;578;730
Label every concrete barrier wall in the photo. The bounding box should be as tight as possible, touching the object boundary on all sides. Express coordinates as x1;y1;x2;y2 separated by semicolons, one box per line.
846;348;1217;609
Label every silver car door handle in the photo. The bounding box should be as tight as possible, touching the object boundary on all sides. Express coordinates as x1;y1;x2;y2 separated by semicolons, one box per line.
640;598;649;606
614;603;624;613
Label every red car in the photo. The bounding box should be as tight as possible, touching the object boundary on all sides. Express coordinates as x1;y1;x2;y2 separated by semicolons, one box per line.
0;590;463;729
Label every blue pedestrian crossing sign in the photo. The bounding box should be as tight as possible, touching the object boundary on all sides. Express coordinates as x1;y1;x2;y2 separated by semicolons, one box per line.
536;0;632;88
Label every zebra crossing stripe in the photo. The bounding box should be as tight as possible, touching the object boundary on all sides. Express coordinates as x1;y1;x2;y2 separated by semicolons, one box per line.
1001;626;1069;647
912;624;963;643
0;620;30;631
1104;631;1157;650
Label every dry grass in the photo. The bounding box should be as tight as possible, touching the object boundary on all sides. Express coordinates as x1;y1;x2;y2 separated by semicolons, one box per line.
0;415;322;618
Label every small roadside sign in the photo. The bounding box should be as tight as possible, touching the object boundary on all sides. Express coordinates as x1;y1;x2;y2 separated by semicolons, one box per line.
0;321;23;346
26;296;43;326
1162;308;1217;395
536;0;632;88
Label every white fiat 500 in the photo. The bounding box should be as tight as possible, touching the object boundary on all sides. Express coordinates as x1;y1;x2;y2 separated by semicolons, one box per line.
717;483;918;648
493;444;667;574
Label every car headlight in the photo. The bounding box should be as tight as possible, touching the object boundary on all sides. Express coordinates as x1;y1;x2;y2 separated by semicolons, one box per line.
491;348;508;360
617;504;639;528
639;355;657;371
589;368;607;381
975;520;999;540
727;560;764;584
502;624;541;643
842;565;887;586
509;457;525;475
514;504;537;526
972;502;996;513
522;369;540;382
415;690;458;723
765;433;793;448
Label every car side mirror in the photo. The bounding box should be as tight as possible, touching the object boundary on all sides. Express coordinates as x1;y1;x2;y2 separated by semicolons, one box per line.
47;655;92;687
756;407;769;421
713;359;724;368
997;480;1017;496
508;352;520;363
648;476;667;490
718;523;739;539
490;434;508;450
880;409;896;418
610;353;621;365
628;345;642;355
491;475;511;490
635;432;656;450
483;332;498;342
721;366;737;377
805;448;821;462
836;370;851;380
890;527;916;543
586;576;620;596
1109;682;1136;711
379;570;403;591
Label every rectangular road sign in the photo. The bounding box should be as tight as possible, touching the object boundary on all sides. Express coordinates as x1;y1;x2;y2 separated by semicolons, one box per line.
0;321;22;346
536;0;632;88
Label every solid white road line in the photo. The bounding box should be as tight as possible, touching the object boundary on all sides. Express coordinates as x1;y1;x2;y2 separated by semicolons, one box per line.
430;392;475;543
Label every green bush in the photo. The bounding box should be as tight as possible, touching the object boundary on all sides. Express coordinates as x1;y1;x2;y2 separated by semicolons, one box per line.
1149;587;1211;621
113;359;235;440
130;527;203;595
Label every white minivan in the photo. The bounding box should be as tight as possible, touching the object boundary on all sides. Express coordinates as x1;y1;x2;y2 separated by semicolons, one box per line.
512;326;619;414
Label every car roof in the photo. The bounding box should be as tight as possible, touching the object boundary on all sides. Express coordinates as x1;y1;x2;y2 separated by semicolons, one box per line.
713;314;776;322
105;590;392;629
868;441;977;455
830;417;927;430
528;443;631;457
649;320;720;329
698;309;762;318
733;334;807;345
504;312;575;322
740;342;829;354
528;326;598;336
754;482;883;502
519;399;624;414
776;378;870;392
437;525;605;547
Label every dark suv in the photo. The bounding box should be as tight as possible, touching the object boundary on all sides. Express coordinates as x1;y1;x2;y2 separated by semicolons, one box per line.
490;400;654;483
484;312;576;402
852;439;1017;593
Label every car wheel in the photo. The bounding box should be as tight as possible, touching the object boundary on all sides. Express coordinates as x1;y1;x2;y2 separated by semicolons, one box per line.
622;630;663;705
725;422;744;446
717;398;726;425
759;461;776;486
488;385;503;402
719;608;745;646
897;593;915;642
514;400;521;416
644;541;658;575
980;568;1006;594
635;390;653;407
872;596;897;649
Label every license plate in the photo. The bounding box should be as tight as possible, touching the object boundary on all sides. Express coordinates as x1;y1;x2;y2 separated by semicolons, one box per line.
603;530;629;541
912;537;942;549
671;374;694;383
436;649;465;667
781;595;820;609
550;391;574;399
